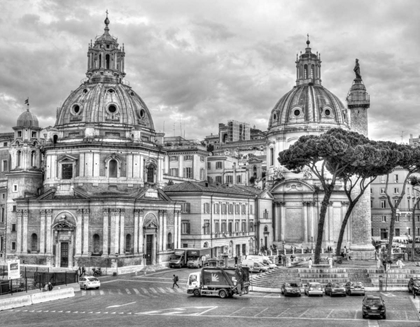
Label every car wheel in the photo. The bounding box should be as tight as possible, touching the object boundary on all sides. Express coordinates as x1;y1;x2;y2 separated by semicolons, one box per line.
193;289;200;297
96;287;99;290
362;314;367;319
84;285;87;290
298;293;302;297
219;290;228;299
382;314;386;319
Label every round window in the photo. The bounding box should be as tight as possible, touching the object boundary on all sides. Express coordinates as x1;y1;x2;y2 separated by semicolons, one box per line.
140;109;145;118
273;114;277;120
325;109;331;116
108;89;115;93
83;89;88;94
108;104;117;113
294;109;300;116
73;104;80;114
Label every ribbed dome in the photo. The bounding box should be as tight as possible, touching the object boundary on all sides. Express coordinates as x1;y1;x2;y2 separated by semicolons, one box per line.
268;84;349;131
16;109;39;128
55;82;154;130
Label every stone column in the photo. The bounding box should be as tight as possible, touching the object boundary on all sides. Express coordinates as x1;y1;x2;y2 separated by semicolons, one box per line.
139;155;144;183
134;210;139;253
83;209;89;255
163;210;167;251
76;209;82;255
159;210;163;251
139;210;144;254
22;210;28;253
177;211;182;249
39;210;46;254
110;209;117;255
279;202;286;241
119;209;125;253
69;234;74;268
55;234;59;267
46;210;52;254
173;210;178;249
303;202;308;243
16;210;22;253
102;208;109;256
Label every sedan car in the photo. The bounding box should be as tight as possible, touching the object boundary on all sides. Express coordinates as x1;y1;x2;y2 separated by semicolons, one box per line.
281;282;302;297
79;276;101;290
304;282;323;296
325;282;346;297
362;295;386;319
345;281;365;296
408;277;420;294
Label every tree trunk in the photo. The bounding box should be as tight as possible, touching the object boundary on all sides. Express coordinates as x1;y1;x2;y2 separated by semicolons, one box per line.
412;199;420;261
314;186;334;264
387;207;397;260
335;202;356;257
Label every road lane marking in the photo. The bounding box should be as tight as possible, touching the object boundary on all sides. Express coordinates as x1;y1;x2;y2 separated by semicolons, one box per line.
277;308;290;317
150;287;158;294
194;307;218;316
367;320;379;327
176;287;184;293
125;288;131;294
91;290;95;295
158;287;166;293
101;280;119;284
299;309;310;317
107;302;136;309
100;290;105;295
166;287;175;293
141;288;150;295
81;291;86;296
254;308;268;317
229;307;246;316
325;309;334;318
118;289;123;295
354;310;358;319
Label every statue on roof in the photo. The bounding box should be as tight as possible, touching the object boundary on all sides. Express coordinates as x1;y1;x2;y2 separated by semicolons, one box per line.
354;58;362;80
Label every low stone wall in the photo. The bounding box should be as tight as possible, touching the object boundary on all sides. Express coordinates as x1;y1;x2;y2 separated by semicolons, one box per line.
0;294;32;311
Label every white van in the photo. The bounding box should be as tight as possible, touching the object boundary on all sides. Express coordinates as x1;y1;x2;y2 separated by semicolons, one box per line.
245;255;276;269
241;259;269;273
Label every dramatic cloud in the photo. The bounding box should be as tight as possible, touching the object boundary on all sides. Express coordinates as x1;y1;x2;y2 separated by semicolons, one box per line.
0;0;419;142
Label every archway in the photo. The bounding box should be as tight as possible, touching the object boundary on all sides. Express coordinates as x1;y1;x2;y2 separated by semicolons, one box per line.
143;212;159;265
52;213;76;268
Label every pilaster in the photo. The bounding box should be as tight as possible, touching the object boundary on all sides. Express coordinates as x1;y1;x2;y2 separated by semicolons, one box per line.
16;210;22;254
103;208;109;255
39;210;46;254
76;209;82;255
46;209;52;254
83;209;89;255
119;209;125;253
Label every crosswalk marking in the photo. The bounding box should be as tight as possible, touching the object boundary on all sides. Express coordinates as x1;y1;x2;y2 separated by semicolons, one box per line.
91;290;96;295
118;289;124;295
100;290;105;295
125;288;131;294
176;287;184;293
166;287;175;293
133;288;140;294
141;288;149;295
79;286;189;297
150;287;158;294
158;287;166;293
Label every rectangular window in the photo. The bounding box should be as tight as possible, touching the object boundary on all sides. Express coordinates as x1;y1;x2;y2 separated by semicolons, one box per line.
270;148;274;166
250;205;254;214
215;176;222;183
13;185;18;192
408;228;411;236
12;242;16;250
249;221;254;232
235;204;240;215
396;215;400;222
182;243;188;248
418;216;420;222
62;163;73;179
228;204;233;214
1;207;4;223
216;162;222;169
242;221;246;232
236;175;242;184
381;216;387;222
235;221;239;232
394;174;399;183
408;199;411;210
228;222;232;233
242;205;246;214
184;155;193;161
3;142;7;147
203;203;210;214
221;204;226;214
207;162;211;169
394;187;399;194
215;221;220;233
263;209;269;219
180;203;191;213
12;205;16;212
381;200;386;208
221;221;226;233
226;175;233;184
380;188;385;194
170;156;178;161
395;228;400;236
203;220;210;234
181;221;190;234
169;168;178;177
32;131;36;138
17;131;22;138
183;167;193;179
200;156;205;162
2;160;7;172
12;224;16;232
394;199;398;207
417;228;420;236
0;237;3;252
380;228;388;240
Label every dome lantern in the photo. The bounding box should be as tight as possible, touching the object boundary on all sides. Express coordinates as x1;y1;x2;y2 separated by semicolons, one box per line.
295;35;322;86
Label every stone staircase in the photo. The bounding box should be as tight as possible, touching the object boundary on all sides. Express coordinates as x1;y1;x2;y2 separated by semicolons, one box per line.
251;267;300;289
367;268;420;289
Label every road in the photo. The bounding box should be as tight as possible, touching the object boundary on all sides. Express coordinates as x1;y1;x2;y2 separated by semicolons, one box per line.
0;268;419;327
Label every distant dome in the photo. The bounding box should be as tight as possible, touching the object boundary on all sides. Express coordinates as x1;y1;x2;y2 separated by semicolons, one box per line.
268;84;349;131
16;109;39;128
56;83;154;130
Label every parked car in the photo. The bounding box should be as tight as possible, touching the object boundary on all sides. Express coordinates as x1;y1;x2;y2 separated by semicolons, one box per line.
304;282;323;296
79;276;101;290
325;282;346;297
241;260;269;273
408;277;420;294
345;281;365;296
362;295;386;319
281;282;302;297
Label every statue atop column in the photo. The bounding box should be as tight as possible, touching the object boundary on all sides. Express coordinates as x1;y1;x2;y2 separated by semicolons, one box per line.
353;58;362;80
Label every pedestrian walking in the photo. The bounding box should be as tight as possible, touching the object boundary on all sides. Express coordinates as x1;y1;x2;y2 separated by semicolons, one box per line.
396;258;405;269
328;256;333;268
172;274;179;288
234;256;238;265
82;266;86;277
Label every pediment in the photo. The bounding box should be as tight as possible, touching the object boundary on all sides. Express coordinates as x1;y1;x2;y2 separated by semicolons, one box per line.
271;179;315;194
57;154;78;163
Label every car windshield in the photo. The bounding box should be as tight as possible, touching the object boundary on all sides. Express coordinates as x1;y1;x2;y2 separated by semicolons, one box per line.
333;283;344;287
88;278;98;282
310;284;321;289
288;283;300;287
170;255;181;260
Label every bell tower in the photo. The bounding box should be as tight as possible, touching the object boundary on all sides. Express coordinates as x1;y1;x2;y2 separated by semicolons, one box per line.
86;12;126;84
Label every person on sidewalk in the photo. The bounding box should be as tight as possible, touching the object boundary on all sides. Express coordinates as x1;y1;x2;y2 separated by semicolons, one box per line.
308;258;312;269
396;258;405;269
172;274;179;289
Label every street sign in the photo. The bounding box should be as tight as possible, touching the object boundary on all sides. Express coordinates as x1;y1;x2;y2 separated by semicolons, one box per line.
7;260;20;280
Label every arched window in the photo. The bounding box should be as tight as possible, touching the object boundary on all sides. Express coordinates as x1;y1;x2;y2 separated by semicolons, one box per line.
105;54;110;69
203;242;208;248
147;165;155;183
17;150;21;167
31;233;38;252
264;225;268;232
53;135;58;144
31;151;36;167
311;64;314;78
109;159;118;178
99;54;102;68
304;64;308;79
167;233;172;250
93;234;100;254
125;234;132;253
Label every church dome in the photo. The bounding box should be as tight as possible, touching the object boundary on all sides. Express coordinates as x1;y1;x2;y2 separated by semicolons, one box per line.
16;109;39;128
268;37;349;133
56;83;154;130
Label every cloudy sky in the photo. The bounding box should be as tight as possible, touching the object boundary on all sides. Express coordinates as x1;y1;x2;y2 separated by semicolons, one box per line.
0;0;419;142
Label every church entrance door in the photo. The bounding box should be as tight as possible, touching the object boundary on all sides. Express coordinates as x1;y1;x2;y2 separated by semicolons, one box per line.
60;242;69;267
146;235;153;265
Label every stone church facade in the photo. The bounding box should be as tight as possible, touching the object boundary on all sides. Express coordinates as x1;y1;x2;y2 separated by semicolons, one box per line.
6;15;181;269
